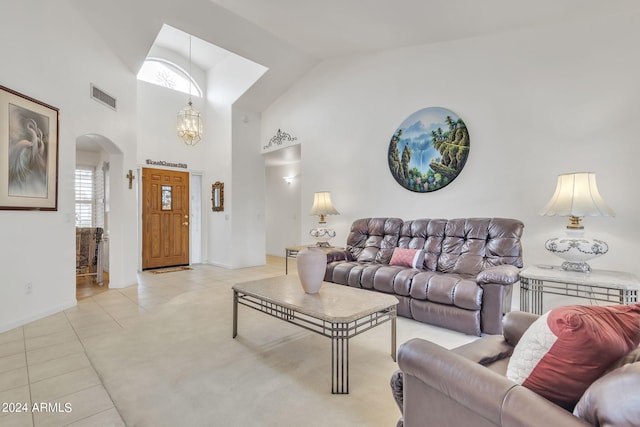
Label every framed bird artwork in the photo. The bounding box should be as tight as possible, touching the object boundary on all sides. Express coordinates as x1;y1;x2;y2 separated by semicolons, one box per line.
0;85;59;210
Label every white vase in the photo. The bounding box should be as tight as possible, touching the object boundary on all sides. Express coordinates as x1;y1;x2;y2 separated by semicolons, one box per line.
296;247;327;294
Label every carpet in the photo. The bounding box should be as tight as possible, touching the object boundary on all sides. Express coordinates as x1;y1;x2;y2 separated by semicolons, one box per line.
148;266;193;274
81;283;475;426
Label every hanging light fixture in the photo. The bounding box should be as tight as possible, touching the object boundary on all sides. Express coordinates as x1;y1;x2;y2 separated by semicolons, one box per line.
177;35;203;146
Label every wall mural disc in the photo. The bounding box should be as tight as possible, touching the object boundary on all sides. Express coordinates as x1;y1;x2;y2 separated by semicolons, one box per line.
388;107;470;193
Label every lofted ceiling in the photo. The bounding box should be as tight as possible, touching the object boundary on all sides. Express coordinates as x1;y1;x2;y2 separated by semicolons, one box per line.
206;0;640;60
69;0;640;112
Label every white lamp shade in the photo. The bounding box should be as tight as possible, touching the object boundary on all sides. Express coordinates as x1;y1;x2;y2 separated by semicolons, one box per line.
540;172;614;218
309;191;340;216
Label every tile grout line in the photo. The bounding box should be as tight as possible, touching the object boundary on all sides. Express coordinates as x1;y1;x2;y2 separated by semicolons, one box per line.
60;407;117;427
62;308;125;426
20;326;36;427
59;283;195;426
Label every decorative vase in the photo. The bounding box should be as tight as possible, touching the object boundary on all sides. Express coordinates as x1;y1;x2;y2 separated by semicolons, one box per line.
296;247;327;294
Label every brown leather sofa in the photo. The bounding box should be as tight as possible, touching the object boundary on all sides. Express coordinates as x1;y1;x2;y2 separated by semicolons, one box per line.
324;217;524;335
392;311;640;427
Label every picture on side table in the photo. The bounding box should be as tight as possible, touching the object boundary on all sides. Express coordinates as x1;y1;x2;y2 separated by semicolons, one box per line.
388;106;470;193
0;85;59;210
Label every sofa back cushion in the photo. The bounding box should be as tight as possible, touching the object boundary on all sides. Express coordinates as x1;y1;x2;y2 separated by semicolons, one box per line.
396;217;523;274
398;219;447;271
345;217;523;275
346;218;402;264
437;218;523;275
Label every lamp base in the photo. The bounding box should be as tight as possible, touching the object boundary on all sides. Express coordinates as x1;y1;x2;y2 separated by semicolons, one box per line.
544;229;608;274
310;227;336;247
560;261;592;273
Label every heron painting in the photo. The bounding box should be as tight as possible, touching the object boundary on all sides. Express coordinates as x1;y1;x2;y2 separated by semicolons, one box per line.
1;85;58;210
387;107;470;193
8;104;49;197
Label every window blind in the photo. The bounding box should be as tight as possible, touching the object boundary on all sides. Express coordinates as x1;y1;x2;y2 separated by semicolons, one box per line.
75;168;94;227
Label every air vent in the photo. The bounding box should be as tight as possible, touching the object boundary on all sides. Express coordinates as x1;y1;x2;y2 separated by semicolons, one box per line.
90;84;117;111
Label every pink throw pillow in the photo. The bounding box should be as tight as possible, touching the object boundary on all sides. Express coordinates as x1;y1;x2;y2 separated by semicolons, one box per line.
506;304;640;410
389;248;424;269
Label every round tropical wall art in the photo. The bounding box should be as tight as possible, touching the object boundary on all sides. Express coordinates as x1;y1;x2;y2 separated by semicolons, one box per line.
388;107;470;192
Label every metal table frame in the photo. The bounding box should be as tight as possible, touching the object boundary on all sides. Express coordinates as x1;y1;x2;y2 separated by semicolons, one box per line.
519;265;640;315
233;286;397;394
284;245;344;274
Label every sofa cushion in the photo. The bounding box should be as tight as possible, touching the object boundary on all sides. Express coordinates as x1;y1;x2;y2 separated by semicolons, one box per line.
506;304;640;410
345;218;402;264
573;362;640;426
390;248;425;269
398;219;446;270
410;271;482;310
437;218;524;276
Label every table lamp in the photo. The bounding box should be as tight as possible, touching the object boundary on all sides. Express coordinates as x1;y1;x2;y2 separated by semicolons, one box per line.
540;172;615;273
309;191;340;247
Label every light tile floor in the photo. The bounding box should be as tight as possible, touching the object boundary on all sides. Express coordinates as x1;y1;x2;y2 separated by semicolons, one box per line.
0;256;291;427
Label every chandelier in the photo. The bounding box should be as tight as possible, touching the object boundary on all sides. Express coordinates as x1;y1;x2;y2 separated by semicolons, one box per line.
177;35;203;146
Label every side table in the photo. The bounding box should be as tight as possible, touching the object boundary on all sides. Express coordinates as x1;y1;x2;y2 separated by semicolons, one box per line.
519;265;640;315
285;245;343;274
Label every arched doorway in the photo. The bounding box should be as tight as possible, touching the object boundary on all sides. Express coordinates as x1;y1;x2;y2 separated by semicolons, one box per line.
75;134;123;298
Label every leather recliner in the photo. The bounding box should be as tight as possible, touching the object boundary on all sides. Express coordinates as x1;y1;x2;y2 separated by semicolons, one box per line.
392;311;640;427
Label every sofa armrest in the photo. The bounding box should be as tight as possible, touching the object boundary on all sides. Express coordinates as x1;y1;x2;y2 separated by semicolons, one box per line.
502;311;539;347
399;338;516;425
451;335;514;366
476;264;520;286
398;338;588;427
325;248;353;263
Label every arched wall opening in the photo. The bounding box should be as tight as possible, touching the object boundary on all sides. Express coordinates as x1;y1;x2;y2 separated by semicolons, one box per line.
75;133;125;289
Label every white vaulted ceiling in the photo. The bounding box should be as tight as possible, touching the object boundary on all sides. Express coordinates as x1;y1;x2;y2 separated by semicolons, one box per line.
205;0;639;60
69;0;640;111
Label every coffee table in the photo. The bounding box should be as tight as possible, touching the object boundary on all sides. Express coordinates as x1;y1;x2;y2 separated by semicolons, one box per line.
232;275;398;394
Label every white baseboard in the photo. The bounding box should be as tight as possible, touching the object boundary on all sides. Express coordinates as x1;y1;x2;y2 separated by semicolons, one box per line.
0;300;77;333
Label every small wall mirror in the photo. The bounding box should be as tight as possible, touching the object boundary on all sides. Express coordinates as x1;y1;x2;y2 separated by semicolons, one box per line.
212;181;224;212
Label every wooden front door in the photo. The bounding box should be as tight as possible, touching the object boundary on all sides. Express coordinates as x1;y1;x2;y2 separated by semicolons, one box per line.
142;168;190;269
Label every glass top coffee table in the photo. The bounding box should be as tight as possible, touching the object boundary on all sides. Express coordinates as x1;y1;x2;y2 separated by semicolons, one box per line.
232;275;399;394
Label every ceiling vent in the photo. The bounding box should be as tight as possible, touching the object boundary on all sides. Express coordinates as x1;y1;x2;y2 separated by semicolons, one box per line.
90;84;117;111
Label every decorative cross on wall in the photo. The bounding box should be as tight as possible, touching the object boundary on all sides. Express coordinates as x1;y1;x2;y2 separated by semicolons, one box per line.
126;169;135;189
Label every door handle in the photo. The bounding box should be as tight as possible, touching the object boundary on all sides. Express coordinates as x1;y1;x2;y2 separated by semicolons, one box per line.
182;222;189;226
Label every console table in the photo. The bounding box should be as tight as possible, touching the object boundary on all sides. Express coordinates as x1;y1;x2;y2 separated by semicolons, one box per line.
285;245;343;274
519;265;640;315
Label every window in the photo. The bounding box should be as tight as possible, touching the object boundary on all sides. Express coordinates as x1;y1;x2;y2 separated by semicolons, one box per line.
75;167;94;227
137;57;202;97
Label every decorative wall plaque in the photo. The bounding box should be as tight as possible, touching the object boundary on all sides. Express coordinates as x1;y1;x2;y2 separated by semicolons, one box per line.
263;129;297;151
388;107;470;193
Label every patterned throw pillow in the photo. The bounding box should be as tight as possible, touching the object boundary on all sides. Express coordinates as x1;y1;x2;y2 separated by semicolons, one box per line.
389;248;425;269
506;304;640;410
